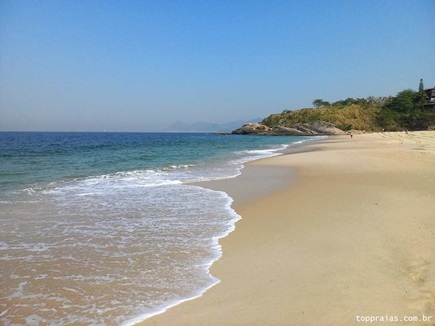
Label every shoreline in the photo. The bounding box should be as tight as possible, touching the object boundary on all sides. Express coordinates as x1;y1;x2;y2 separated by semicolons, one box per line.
139;131;435;325
125;136;321;325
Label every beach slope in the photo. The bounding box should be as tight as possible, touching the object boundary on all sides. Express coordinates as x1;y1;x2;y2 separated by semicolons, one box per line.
140;131;435;326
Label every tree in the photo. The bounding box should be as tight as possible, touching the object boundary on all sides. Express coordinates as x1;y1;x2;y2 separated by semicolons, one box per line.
331;98;357;106
313;99;323;108
380;83;433;130
312;99;330;108
419;78;424;93
416;78;428;110
376;109;401;131
385;89;417;113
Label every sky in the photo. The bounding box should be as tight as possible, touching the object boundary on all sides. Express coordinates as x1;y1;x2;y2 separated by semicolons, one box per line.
1;0;434;132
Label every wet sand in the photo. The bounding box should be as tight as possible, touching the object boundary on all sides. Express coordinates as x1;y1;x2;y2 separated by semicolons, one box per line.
140;131;435;325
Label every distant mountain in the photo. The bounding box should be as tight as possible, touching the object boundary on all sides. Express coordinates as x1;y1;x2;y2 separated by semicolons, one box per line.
169;118;263;132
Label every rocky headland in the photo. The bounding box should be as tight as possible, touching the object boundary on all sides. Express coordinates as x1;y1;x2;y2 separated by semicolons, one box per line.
231;121;345;136
228;82;435;136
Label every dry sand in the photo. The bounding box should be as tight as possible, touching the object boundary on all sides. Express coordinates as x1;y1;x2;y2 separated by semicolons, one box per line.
140;131;435;326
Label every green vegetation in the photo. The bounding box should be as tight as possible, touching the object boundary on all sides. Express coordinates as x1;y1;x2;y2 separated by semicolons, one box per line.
312;99;330;108
262;81;435;132
377;83;435;131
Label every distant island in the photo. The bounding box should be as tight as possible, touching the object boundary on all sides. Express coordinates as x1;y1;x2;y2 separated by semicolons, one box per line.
232;80;435;135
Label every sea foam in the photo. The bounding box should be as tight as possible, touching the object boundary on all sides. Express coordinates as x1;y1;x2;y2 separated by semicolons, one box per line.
0;132;316;325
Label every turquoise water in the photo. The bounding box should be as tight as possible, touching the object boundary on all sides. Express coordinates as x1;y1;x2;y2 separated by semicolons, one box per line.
0;132;312;325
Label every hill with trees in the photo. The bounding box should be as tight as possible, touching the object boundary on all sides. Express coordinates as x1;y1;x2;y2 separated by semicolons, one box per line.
260;80;435;132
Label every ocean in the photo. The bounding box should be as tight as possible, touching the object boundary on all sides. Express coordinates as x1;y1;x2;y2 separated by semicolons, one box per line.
0;132;312;325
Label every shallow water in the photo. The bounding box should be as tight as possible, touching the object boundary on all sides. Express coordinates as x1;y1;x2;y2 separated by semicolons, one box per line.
0;132;311;325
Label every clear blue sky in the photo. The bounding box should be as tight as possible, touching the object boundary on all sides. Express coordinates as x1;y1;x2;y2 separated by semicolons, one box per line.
1;0;434;131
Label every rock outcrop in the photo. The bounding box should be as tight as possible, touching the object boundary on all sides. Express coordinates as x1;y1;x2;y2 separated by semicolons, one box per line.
230;123;273;135
231;121;345;136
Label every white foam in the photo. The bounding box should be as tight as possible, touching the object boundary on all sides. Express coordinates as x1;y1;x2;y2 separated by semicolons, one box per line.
1;136;317;325
122;188;241;326
1;181;244;325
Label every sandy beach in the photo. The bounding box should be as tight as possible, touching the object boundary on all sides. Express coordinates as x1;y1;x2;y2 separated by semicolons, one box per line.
140;131;435;326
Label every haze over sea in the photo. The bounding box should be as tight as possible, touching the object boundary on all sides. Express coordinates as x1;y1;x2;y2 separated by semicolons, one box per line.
0;132;313;325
